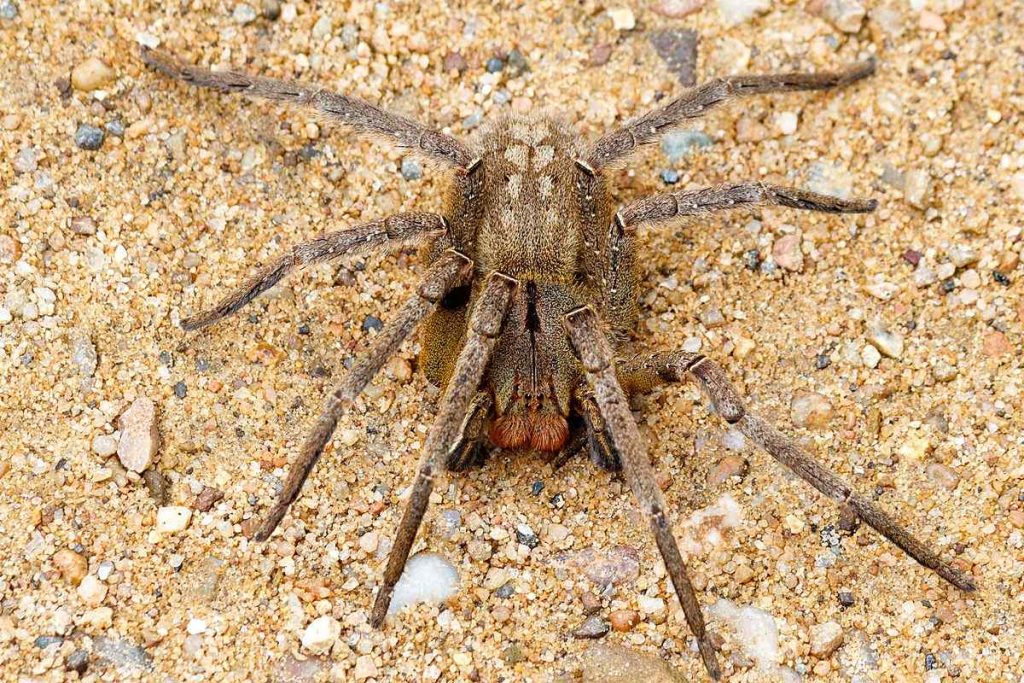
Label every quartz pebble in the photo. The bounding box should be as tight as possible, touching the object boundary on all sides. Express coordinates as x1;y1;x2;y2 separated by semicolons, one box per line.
71;58;115;92
775;111;798;135
300;615;340;655
92;434;117;457
53;549;88;586
72;335;98;376
77;575;107;607
790;391;832;428
866;321;904;359
708;455;749;485
607;7;635;30
717;0;771;24
233;3;257;23
75;124;105;151
903;169;933;209
353;655;378;680
861;344;882;368
926;463;960;491
817;0;865;33
117;398;159;472
653;0;706;17
809;621;844;657
155;506;192;533
387;552;459;616
772;234;803;272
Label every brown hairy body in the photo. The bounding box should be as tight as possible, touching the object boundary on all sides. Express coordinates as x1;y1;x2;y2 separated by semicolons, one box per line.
141;47;974;680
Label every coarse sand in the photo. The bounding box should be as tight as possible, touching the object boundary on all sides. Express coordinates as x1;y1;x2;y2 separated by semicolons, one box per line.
1;0;1022;681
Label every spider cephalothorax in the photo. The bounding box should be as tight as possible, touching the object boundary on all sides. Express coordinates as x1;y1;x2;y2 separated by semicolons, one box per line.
142;47;974;680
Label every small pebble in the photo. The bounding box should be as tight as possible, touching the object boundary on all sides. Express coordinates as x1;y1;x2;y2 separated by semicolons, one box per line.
143;469;169;504
861;344;881;368
92;434;117;456
607;7;636;30
717;0;771;24
590;43;613;67
775;111;798;135
0;0;18;20
573;616;610;639
233;3;257;24
35;635;63;649
609;609;639;632
708;455;748;485
926;463;960;491
261;0;281;20
649;29;698;86
809;621;844;657
772;234;803;272
387;552;460;616
300;615;340;655
653;0;706;18
362;315;383;333
72;335;98;376
117;397;159;472
903;169;933;209
155;506;192;533
515;523;539;549
96;560;115;581
53;548;89;586
353;654;378;680
71;58;115;92
866;321;904;359
485;56;504;73
194;486;225;512
790;391;833;428
659;168;680;184
400;157;423;180
173;381;187;398
75;124;105;151
443;52;468;72
13;147;38;174
982;331;1012;357
817;0;866;33
71;216;97;235
838;591;855;607
661;130;712;162
918;10;946;31
77;574;107;607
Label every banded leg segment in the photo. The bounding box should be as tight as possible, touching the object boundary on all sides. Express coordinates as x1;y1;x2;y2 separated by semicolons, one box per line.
587;59;875;169
619;182;877;230
182;213;446;331
253;250;473;541
618;351;977;592
370;272;518;627
565;308;721;680
141;47;474;168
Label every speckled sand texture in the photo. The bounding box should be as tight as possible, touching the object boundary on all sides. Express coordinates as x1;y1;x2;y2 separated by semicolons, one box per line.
2;1;1023;681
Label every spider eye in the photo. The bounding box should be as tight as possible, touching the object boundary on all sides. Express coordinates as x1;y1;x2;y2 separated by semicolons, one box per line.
440;285;471;310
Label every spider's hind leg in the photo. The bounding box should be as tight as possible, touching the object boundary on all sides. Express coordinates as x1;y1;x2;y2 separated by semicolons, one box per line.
549;402;622;471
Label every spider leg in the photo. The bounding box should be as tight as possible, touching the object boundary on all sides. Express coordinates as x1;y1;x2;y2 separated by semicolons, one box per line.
445;393;493;472
549;398;620;471
619;182;876;230
564;308;721;681
617;351;977;592
252;250;472;541
587;58;875;169
370;272;518;627
181;213;446;331
140;47;474;168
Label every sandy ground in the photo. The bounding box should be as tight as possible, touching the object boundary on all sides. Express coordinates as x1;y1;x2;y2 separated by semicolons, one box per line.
2;0;1022;681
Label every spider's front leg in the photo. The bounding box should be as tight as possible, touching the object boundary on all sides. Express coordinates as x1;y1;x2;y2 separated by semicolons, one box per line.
617;351;977;592
564;308;722;680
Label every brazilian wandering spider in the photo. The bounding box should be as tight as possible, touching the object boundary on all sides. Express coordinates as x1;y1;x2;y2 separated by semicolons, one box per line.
141;46;975;679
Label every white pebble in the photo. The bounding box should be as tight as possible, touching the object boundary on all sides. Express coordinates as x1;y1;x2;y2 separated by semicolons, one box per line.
156;506;192;533
607;7;636;30
77;575;107;607
71;57;116;92
186;618;207;635
92;434;118;457
809;620;844;656
717;0;772;25
387;552;460;616
301;615;340;654
861;344;881;368
775;111;798;135
866;321;904;359
117;397;159;472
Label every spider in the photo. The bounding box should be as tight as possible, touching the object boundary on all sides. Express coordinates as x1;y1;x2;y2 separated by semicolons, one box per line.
141;46;975;679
